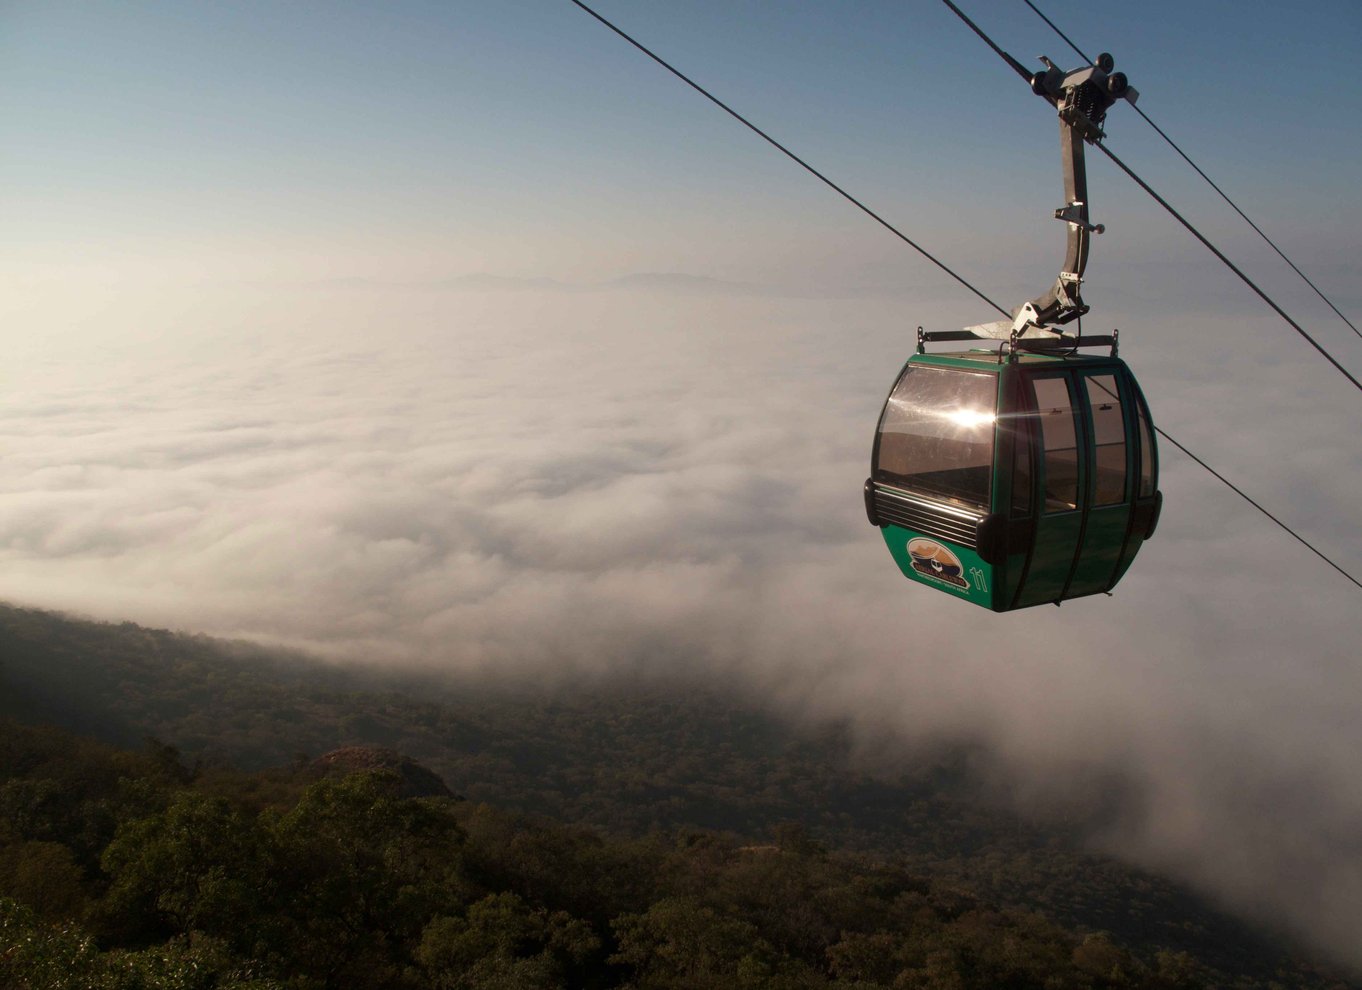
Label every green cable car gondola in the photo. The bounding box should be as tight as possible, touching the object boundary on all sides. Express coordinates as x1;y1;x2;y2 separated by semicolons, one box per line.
865;50;1162;609
865;338;1160;610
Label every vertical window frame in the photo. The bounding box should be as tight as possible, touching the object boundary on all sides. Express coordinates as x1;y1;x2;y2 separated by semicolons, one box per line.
1008;394;1036;520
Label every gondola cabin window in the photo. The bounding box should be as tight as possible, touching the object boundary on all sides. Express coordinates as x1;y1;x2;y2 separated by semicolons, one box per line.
1135;394;1157;498
1084;374;1128;505
874;366;996;509
1032;375;1079;513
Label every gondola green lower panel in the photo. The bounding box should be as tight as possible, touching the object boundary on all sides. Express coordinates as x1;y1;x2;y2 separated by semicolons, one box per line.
881;524;994;609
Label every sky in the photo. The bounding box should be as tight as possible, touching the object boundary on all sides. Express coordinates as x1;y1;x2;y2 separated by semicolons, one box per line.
4;0;1362;974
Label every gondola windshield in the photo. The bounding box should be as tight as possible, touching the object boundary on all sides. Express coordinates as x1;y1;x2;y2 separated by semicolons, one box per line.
874;367;996;509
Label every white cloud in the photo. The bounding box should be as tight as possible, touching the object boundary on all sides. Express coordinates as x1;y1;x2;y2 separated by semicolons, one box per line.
3;278;1361;969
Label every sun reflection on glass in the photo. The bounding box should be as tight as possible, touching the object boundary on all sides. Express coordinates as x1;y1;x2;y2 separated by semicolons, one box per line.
942;408;996;429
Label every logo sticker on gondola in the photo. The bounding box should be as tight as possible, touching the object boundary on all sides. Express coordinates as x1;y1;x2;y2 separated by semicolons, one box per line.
906;539;970;590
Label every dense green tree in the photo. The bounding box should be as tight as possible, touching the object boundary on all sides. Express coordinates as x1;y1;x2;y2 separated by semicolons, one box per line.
457;804;661;926
611;896;791;989
100;791;270;948
266;772;467;987
1;896;105;990
1;897;288;990
416;892;599;989
825;931;902;985
100;935;290;990
0;838;89;923
1072;932;1139;984
0;721;177;870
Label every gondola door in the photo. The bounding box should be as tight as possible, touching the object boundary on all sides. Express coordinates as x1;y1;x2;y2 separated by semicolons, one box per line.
1065;371;1135;597
1013;372;1086;607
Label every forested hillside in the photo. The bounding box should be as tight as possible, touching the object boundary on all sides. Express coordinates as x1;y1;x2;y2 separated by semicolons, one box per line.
0;718;1236;990
0;604;1353;989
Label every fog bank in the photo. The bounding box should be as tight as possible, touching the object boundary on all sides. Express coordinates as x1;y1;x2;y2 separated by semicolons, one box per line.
4;279;1361;968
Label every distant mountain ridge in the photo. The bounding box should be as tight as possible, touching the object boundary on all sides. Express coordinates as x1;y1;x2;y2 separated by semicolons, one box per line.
597;271;760;294
298;271;766;294
247;271;941;299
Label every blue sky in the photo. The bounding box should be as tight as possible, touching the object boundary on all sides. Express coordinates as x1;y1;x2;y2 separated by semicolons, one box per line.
4;0;1360;290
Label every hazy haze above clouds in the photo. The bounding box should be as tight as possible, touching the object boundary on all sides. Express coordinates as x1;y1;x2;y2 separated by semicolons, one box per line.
3;0;1362;972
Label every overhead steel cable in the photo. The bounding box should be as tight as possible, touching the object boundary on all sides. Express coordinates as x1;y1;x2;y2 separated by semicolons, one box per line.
1020;0;1362;342
1090;380;1361;591
938;0;1362;396
566;0;1361;591
1017;0;1087;67
567;0;1010;321
1154;429;1362;591
1092;141;1362;392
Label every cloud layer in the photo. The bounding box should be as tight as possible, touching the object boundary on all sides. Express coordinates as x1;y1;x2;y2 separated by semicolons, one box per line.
4;279;1362;969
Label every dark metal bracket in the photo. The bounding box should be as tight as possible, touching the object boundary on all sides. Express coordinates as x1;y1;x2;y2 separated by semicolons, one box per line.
915;325;1120;359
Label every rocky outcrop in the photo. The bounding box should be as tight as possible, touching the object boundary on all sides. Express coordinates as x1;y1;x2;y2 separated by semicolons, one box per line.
311;746;458;800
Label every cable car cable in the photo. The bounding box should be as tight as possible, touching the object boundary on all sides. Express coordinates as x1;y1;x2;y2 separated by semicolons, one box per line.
1092;142;1362;393
1017;0;1088;68
566;0;1361;592
1020;0;1362;343
1088;377;1361;591
938;0;1362;395
566;0;1010;321
1153;426;1362;591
